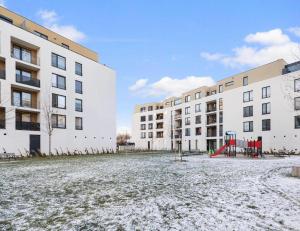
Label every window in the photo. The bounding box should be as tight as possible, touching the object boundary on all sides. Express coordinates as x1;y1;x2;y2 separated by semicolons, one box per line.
52;94;66;109
148;123;153;130
12;91;32;108
75;80;83;94
195;115;201;124
295;97;300;110
185;95;191;102
219;85;223;93
148;132;153;138
75;99;83;112
295;79;300;92
243;106;253;117
174;99;181;105
185;107;190;115
195;103;201;113
61;43;69;49
141;132;146;139
148;115;153;121
243;76;248;86
219;112;223;123
16;69;32;82
295;116;300;129
75;62;82;76
140;107;146;112
141;116;146;122
262;119;271;131
195;127;201;136
243;121;253;132
195;92;201;99
262;86;271;98
52;74;66;90
243;90;253;102
219;98;223;110
13;45;31;63
185;117;191;125
51;114;66;129
141;124;146;130
262;103;271;114
75;117;83;130
185;128;191;136
225;81;234;87
219;125;223;136
148;106;153;111
51;53;66;70
33;31;48;40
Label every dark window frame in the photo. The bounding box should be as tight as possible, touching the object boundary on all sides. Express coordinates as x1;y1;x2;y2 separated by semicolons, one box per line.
295;78;300;92
52;114;66;129
262;102;271;115
295;116;300;129
51;53;66;70
52;93;66;109
262;86;271;99
243;121;253;132
295;97;300;110
75;80;83;94
75;62;83;76
243;106;253;117
52;73;66;90
75;117;83;130
243;76;248;86
262;119;271;131
75;98;83;112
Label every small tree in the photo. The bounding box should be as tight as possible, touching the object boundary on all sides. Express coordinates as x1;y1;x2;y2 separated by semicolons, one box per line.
42;101;54;155
117;133;131;146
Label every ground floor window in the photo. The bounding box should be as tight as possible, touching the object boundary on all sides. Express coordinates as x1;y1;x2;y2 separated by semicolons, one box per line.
262;119;271;131
75;117;83;130
243;121;253;132
295;116;300;129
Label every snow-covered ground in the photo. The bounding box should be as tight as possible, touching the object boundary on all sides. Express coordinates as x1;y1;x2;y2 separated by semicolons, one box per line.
0;154;300;231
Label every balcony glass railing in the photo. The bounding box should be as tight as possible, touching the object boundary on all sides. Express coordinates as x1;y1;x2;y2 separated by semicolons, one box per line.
0;70;5;79
16;121;40;131
16;74;40;88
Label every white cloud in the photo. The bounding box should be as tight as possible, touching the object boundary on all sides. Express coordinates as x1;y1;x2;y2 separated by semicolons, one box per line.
0;0;5;7
288;27;300;37
37;9;86;42
129;79;148;91
201;28;299;68
130;76;215;98
245;29;290;45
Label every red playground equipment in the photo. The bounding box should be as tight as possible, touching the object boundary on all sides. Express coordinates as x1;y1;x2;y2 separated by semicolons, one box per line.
210;131;262;158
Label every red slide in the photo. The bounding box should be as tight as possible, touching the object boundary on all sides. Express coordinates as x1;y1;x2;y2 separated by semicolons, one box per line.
210;144;227;158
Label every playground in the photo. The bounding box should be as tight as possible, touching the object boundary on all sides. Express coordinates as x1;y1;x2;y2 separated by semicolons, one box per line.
0;153;299;230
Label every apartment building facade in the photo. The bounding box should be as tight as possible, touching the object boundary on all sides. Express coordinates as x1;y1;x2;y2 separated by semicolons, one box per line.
132;59;300;152
0;7;116;154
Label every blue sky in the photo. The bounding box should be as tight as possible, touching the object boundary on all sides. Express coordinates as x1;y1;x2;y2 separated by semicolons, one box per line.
2;0;300;133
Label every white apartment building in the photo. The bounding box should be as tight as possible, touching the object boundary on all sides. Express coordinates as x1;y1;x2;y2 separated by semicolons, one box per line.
0;7;116;155
132;59;300;152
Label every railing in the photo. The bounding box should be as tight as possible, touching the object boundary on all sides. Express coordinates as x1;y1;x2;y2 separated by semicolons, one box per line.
0;70;5;80
174;134;182;139
175;124;182;129
174;114;182;120
156;116;164;120
207;119;217;125
16;121;40;131
206;107;217;113
16;74;40;88
206;132;217;137
0;119;5;129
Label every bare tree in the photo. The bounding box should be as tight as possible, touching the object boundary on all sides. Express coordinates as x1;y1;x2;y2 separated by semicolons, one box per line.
117;133;131;146
42;101;54;155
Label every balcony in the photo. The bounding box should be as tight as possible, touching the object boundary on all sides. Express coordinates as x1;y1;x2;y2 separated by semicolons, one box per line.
16;121;40;131
207;114;217;125
206;101;217;113
156;113;164;120
174;134;182;139
174;114;182;120
0;70;5;80
16;74;40;88
207;127;217;137
156;122;164;129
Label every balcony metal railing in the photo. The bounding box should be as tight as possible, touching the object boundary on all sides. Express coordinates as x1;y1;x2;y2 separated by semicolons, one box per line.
206;106;217;113
206;132;217;137
16;74;40;88
174;134;182;139
16;121;40;131
0;70;5;80
207;119;217;125
0;119;5;129
174;114;182;120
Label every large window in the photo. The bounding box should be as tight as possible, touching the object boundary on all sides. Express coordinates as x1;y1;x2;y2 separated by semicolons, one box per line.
262;103;271;115
51;114;66;129
185;117;191;125
243;90;253;102
13;45;31;63
219;85;223;93
148;123;153;130
185;107;190;115
140;132;146;139
52;94;66;109
75;80;82;94
140;107;146;112
141;124;146;130
148;115;153;121
140;116;146;122
185;128;190;136
75;99;83;112
52;73;66;90
243;121;253;132
295;78;300;92
243;106;253;117
195;103;201;113
12;91;32;108
75;62;82;76
195;115;201;124
51;53;66;70
195;127;201;136
195;92;201;99
295;97;300;110
295;116;300;129
75;117;83;130
148;132;153;138
243;76;248;86
262;86;271;98
262;119;271;131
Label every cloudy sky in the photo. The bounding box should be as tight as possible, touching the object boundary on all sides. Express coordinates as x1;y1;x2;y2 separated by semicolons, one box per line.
2;0;300;133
